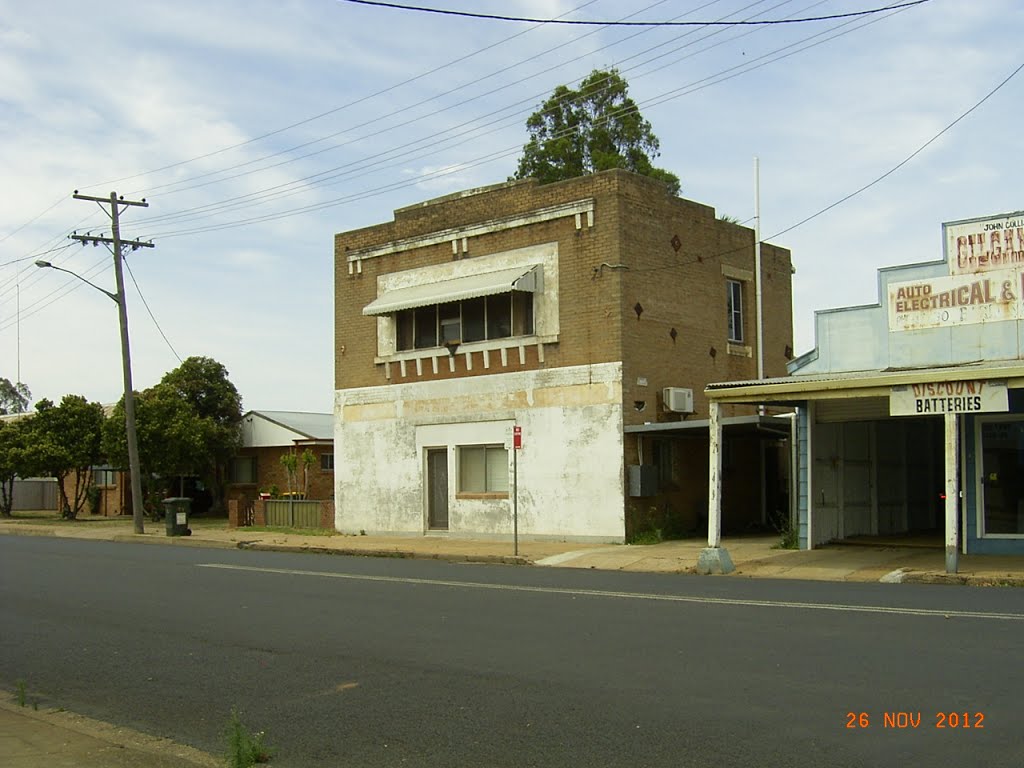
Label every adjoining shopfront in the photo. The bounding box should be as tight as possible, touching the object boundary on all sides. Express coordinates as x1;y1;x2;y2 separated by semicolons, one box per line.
703;210;1024;573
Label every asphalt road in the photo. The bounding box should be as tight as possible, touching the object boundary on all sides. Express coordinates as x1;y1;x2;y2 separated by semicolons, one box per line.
1;536;1023;768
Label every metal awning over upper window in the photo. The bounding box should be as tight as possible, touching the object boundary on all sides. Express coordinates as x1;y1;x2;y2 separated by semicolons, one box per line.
362;265;541;316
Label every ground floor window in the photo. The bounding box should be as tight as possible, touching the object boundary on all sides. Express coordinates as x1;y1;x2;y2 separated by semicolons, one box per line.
92;467;117;487
320;453;334;471
981;419;1024;535
228;456;257;485
458;445;508;495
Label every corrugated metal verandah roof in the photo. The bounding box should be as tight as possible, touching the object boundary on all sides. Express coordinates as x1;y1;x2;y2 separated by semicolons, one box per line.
705;359;1024;404
362;265;540;316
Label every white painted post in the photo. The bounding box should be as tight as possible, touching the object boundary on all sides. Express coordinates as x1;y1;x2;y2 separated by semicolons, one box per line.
944;412;959;574
698;399;734;574
707;400;722;548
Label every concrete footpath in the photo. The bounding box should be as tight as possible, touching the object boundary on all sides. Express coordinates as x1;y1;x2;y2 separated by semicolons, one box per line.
3;515;1024;767
2;514;1024;586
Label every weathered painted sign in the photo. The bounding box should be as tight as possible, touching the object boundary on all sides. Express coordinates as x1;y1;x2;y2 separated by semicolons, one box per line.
888;268;1022;330
946;213;1024;276
889;380;1008;416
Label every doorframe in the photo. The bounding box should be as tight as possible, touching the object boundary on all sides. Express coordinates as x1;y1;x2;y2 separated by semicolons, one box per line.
424;446;450;532
974;414;1024;541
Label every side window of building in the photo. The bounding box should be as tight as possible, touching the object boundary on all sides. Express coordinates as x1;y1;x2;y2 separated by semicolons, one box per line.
228;456;257;485
457;445;509;495
321;453;334;471
727;279;744;343
651;439;676;488
92;467;117;487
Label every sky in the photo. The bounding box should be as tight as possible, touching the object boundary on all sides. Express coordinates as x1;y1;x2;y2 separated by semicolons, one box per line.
0;0;1020;414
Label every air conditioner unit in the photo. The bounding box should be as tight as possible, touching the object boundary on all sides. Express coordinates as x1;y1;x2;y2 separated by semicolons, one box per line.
662;387;694;414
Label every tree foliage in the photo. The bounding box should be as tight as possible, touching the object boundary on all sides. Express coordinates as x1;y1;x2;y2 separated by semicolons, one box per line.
0;378;31;415
0;418;31;517
24;396;104;519
512;68;680;194
102;356;242;515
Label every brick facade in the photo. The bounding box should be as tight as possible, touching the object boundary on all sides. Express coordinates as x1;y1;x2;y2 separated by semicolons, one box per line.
334;170;793;540
337;171;791;402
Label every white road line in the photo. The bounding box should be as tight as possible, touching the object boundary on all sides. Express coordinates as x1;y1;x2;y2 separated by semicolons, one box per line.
197;563;1024;621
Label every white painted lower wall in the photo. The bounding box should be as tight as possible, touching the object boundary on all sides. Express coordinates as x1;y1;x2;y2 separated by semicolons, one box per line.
334;363;625;541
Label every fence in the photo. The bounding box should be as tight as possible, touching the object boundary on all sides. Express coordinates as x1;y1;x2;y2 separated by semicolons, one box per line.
264;499;322;528
12;479;58;511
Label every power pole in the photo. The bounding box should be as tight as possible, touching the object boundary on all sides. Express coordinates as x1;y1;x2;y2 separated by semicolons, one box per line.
71;191;153;535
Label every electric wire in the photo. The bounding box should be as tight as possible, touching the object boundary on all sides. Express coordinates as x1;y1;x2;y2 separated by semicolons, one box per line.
82;0;605;192
766;58;1024;241
126;2;767;228
2;1;937;323
128;0;834;231
123;0;730;215
339;0;931;26
139;3;885;239
124;259;182;364
626;56;1024;277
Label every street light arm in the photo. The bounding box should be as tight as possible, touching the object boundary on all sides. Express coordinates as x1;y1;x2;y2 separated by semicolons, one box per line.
35;260;119;303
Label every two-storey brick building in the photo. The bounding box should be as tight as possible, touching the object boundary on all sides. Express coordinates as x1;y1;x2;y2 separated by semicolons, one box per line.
334;170;793;542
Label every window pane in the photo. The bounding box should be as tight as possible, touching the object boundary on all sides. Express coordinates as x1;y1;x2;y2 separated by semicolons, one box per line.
396;310;414;351
485;447;509;492
727;280;743;342
462;297;485;342
93;468;115;486
414;305;438;348
229;457;257;484
321;453;334;471
487;293;512;339
459;447;486;492
439;301;461;343
511;291;534;336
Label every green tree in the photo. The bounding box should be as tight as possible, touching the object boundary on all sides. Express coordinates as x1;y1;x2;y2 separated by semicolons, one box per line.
102;356;242;515
156;356;242;512
280;451;298;498
0;378;31;415
24;396;104;519
512;68;679;194
0;418;31;517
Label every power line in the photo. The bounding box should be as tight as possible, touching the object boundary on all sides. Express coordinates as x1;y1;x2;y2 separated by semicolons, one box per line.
130;1;840;232
81;0;605;192
339;0;931;26
124;0;670;202
124;259;182;364
0;195;69;246
139;3;885;239
625;57;1024;279
0;242;76;271
82;2;811;232
765;58;1024;242
1;0;938;322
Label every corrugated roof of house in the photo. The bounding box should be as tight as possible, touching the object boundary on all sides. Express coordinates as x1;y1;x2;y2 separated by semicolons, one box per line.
244;410;333;440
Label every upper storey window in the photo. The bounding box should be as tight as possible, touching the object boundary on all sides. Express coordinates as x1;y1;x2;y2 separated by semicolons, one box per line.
394;293;534;351
364;265;541;351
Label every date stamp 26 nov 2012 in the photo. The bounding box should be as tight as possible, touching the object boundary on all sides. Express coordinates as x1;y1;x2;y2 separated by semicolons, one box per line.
846;712;985;729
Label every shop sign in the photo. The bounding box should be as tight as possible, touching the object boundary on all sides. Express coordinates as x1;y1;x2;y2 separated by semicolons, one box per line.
890;380;1008;416
946;213;1024;275
888;269;1021;331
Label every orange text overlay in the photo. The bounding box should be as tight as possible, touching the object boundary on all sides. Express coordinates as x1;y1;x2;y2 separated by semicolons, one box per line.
846;712;985;729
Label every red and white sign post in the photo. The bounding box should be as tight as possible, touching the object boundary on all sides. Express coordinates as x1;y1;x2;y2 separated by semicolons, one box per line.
512;426;522;556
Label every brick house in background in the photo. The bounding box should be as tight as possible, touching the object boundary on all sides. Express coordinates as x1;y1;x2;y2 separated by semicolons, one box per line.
334;169;794;542
226;410;334;511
